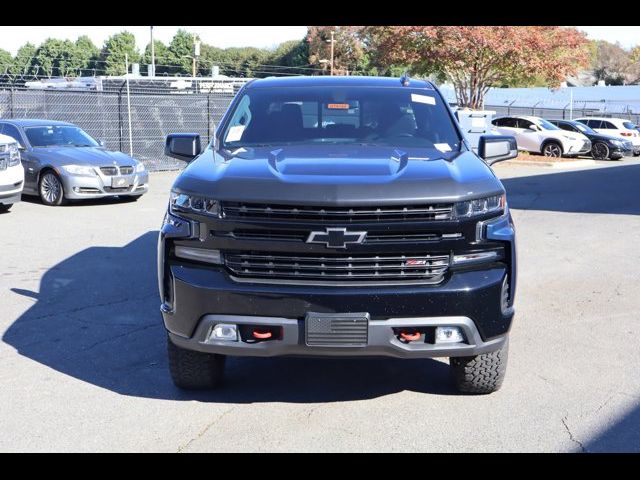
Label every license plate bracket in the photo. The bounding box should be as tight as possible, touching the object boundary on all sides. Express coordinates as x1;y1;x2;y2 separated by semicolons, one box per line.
111;176;129;188
305;312;369;347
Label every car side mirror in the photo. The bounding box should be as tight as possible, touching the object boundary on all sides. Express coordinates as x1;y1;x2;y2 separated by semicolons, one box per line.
478;135;518;166
98;139;106;147
165;133;202;162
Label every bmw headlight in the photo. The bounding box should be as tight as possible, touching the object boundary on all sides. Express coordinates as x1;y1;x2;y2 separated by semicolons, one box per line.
8;143;21;167
454;194;506;218
135;161;146;173
610;139;624;147
61;165;96;176
169;190;221;217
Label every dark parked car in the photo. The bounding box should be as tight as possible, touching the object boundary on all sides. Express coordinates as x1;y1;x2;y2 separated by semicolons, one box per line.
0;119;148;206
547;119;633;160
159;76;518;395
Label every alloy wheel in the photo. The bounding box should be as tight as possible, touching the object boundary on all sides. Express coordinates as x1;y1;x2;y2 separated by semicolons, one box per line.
40;172;63;205
543;143;562;157
591;142;609;160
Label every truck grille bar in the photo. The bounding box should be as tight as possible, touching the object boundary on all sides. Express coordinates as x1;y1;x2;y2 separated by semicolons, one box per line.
222;202;454;222
225;252;450;283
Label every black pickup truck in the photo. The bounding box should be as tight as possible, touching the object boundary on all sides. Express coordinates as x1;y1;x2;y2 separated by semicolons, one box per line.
159;76;517;394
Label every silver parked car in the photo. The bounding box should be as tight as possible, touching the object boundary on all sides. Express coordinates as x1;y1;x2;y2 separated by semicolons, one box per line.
0;119;149;206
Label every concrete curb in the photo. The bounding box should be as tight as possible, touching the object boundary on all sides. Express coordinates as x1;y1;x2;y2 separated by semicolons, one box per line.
496;159;598;169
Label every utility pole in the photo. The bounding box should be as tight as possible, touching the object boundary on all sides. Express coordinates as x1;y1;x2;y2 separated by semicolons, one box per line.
329;30;335;76
150;26;155;77
193;39;201;78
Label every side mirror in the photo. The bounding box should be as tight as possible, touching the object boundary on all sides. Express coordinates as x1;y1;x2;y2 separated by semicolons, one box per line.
165;133;202;162
478;135;518;165
98;139;106;147
528;124;539;132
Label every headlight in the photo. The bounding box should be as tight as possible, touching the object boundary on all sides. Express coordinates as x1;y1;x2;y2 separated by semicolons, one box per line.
453;194;506;218
610;139;624;147
169;190;221;217
61;165;96;176
561;134;576;141
135;162;146;173
8;143;21;167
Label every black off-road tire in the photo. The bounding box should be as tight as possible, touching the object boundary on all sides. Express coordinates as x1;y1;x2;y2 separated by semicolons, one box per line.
167;335;226;390
450;339;509;394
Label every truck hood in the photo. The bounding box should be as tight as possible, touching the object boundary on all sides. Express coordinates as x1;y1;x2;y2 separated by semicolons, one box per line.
31;147;136;167
173;145;504;205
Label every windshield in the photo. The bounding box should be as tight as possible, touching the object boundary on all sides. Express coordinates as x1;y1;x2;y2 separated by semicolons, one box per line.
220;86;461;151
537;119;560;131
25;126;99;148
573;122;596;135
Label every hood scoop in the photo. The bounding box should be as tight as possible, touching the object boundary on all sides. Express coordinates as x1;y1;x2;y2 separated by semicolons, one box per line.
267;148;409;177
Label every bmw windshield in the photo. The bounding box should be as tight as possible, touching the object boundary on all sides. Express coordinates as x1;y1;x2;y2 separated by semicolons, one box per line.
25;126;100;148
221;86;462;151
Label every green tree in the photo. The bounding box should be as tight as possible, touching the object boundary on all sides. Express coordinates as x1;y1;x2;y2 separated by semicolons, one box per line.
74;35;100;75
168;29;198;75
33;38;84;77
10;43;37;76
0;48;12;75
266;39;310;75
101;31;140;76
142;40;172;75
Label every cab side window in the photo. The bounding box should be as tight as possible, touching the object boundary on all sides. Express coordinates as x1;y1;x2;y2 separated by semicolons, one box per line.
517;119;534;130
601;121;616;129
586;119;602;129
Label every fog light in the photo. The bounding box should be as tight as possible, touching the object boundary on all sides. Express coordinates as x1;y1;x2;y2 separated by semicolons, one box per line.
435;326;465;344
175;246;223;264
208;324;238;342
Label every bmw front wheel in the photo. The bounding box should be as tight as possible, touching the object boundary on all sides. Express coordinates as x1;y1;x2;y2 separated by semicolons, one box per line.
39;171;66;206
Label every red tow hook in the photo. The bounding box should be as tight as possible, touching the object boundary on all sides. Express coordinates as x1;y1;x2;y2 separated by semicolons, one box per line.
252;329;273;340
399;331;421;342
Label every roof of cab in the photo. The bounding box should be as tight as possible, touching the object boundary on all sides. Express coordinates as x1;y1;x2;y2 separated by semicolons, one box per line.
2;119;74;127
246;75;435;90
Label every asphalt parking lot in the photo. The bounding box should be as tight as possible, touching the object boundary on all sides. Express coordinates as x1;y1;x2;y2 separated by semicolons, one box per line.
1;159;640;452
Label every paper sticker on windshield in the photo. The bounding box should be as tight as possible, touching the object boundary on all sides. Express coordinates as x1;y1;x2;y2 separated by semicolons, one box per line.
411;94;436;105
434;143;452;152
327;103;350;109
225;125;245;142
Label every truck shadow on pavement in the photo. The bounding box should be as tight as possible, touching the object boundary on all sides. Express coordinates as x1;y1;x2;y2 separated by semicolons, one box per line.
500;162;640;215
2;231;456;402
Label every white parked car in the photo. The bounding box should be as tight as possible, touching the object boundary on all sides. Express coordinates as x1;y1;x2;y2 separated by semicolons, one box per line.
0;133;24;213
573;117;640;156
492;115;591;157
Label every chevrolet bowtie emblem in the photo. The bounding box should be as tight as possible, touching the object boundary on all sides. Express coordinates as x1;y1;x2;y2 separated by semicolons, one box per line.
306;227;367;249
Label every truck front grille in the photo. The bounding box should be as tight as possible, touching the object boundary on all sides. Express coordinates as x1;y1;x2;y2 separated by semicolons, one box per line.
222;202;454;223
223;229;461;244
225;252;450;283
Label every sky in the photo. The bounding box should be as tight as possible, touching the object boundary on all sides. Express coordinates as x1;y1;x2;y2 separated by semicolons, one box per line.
0;26;636;55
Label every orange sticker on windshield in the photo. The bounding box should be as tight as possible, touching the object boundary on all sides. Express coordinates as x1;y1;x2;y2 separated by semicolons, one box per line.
327;103;350;109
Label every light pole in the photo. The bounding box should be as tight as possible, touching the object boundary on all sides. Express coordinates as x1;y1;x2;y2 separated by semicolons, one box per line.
150;26;155;77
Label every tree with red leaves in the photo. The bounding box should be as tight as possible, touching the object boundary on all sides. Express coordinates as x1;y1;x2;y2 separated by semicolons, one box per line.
362;26;590;109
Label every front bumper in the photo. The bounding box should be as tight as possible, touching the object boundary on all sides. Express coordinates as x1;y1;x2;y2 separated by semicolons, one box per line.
0;164;24;204
169;314;508;359
61;171;149;199
159;210;516;359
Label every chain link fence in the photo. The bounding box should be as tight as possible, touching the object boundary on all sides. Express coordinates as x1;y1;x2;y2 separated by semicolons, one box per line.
0;86;238;171
485;101;640;125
